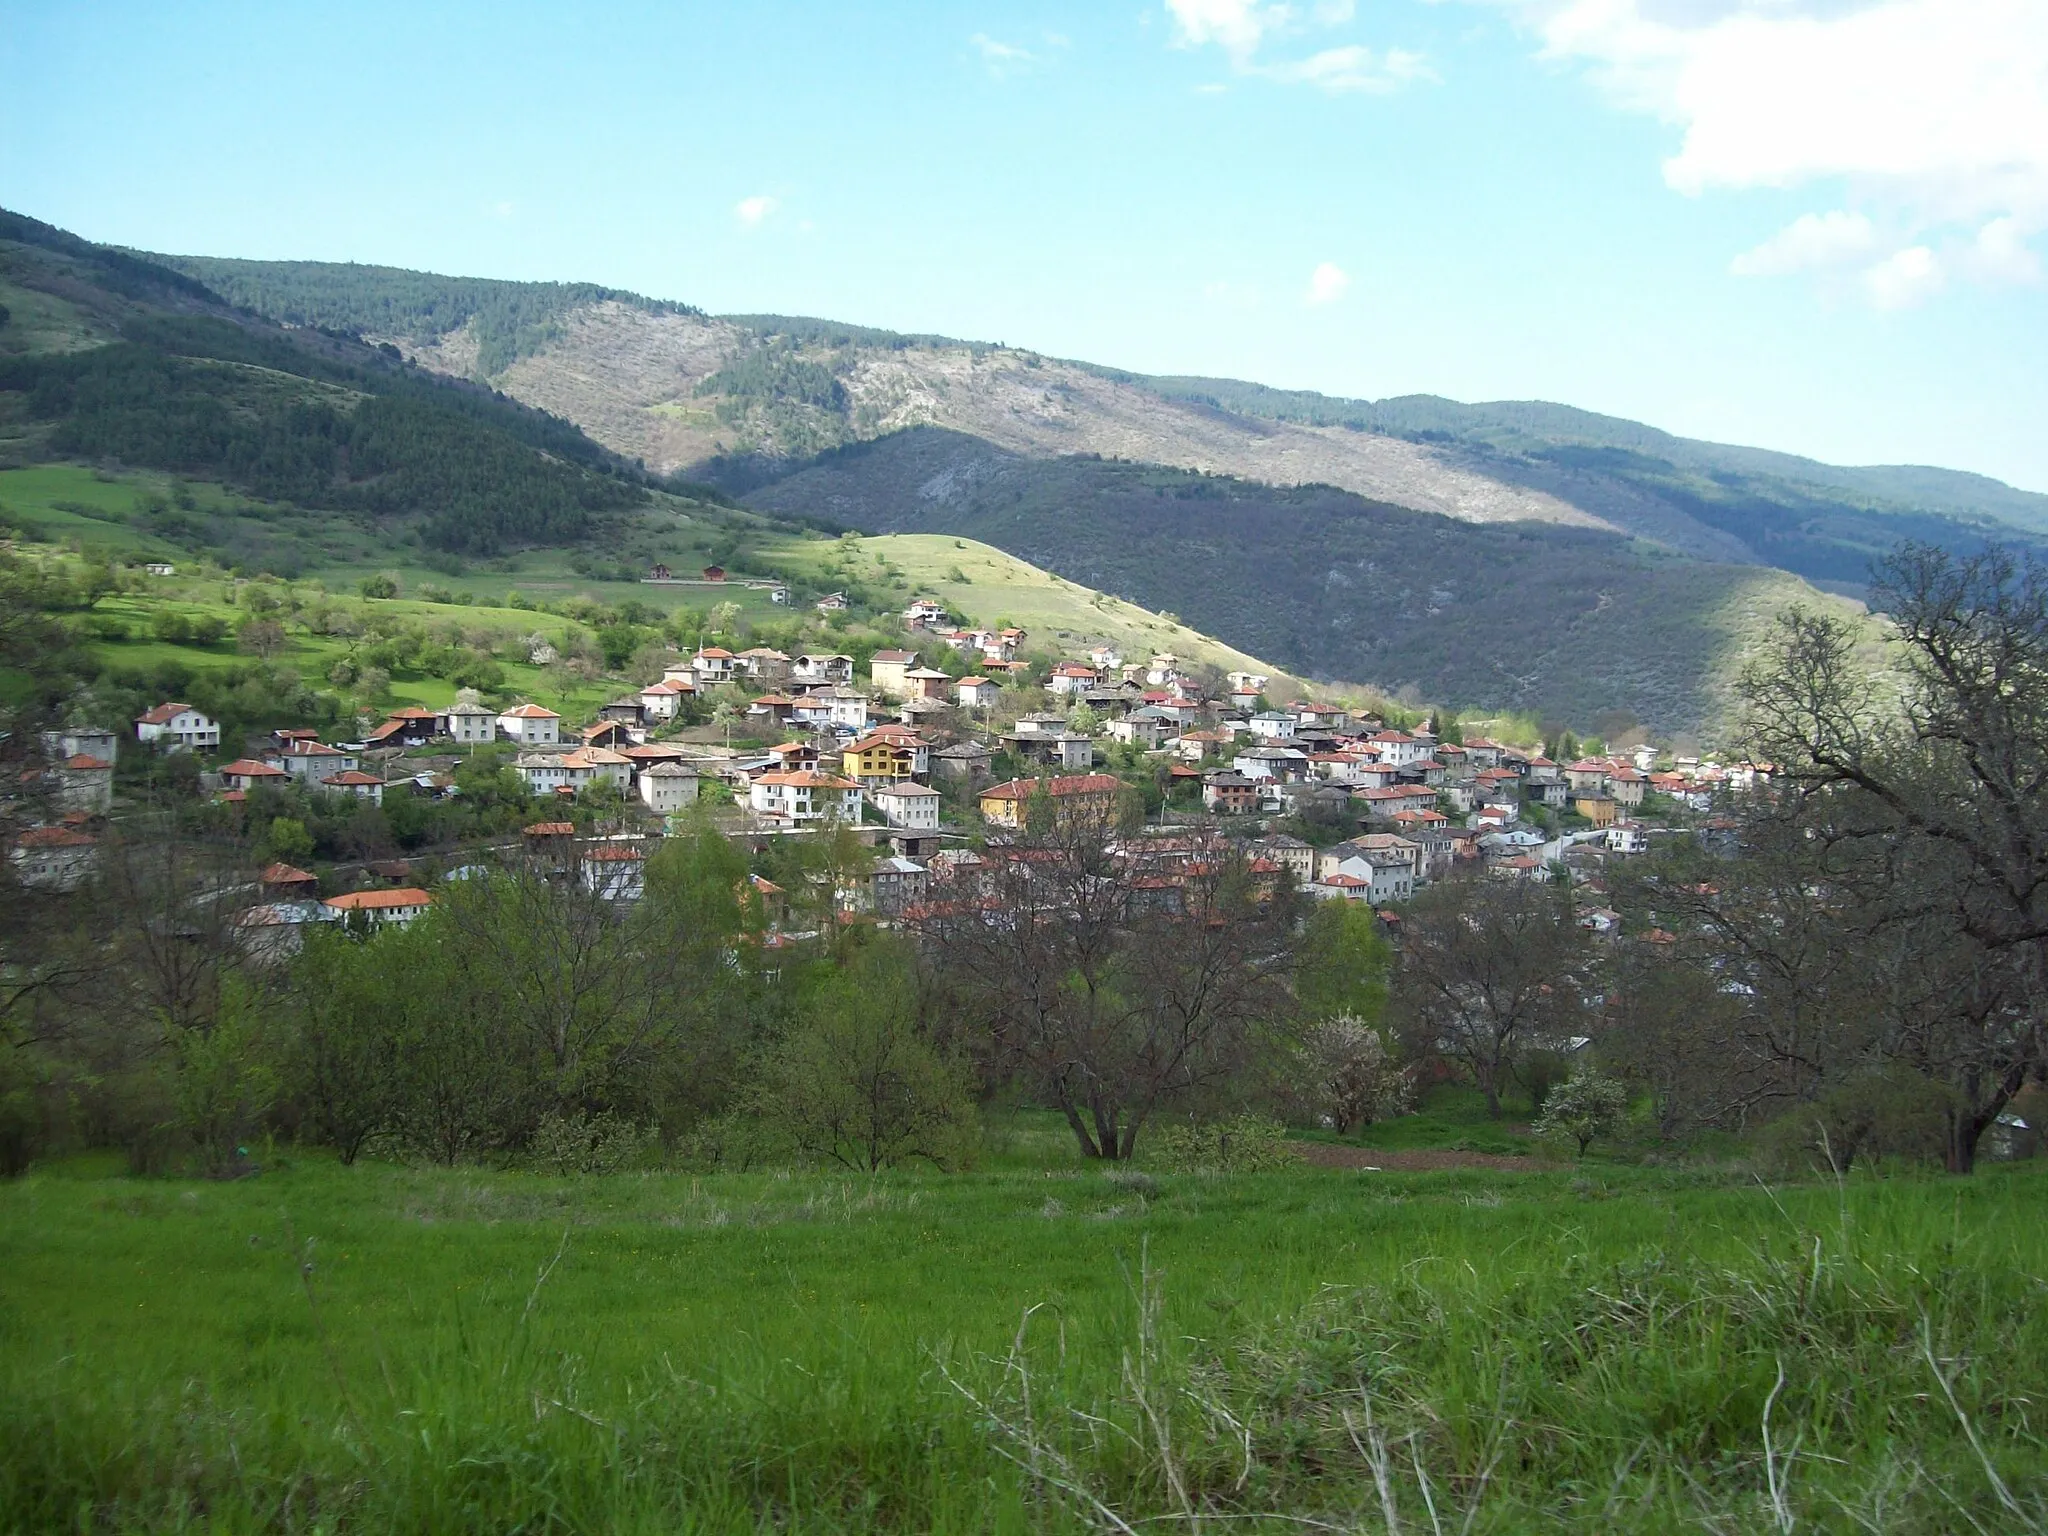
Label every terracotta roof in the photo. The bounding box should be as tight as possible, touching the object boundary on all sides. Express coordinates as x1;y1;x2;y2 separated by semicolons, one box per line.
325;888;434;911
981;773;1122;801
364;719;409;743
261;862;316;883
757;770;861;789
16;826;97;848
524;822;576;835
62;754;112;770
322;771;383;786
695;647;736;660
281;740;346;758
583;845;646;862
135;702;194;725
499;704;560;719
220;759;288;778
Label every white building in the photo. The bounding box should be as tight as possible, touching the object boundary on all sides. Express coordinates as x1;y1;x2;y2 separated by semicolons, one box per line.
54;754;114;814
41;727;118;763
692;647;738;686
443;702;498;745
321;770;385;805
496;704;562;746
873;782;942;831
279;741;359;781
1247;712;1298;741
637;761;701;814
323;888;434;925
580;844;647;902
792;653;854;686
749;770;864;825
9;827;99;892
514;748;632;796
638;679;688;722
134;703;219;750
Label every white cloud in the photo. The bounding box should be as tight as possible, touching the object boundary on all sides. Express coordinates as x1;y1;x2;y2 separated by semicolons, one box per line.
1471;0;2048;303
1306;261;1352;304
971;32;1034;64
1166;0;1431;91
1862;244;1943;309
734;195;779;229
1265;43;1436;92
1730;210;1877;277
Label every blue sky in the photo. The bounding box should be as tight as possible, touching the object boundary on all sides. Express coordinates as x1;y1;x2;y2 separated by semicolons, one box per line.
5;1;2045;489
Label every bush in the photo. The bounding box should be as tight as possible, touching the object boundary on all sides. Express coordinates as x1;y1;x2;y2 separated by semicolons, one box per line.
526;1110;657;1175
1150;1114;1298;1173
1532;1071;1631;1157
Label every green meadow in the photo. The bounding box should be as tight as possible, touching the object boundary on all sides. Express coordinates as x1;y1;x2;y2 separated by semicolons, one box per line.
2;1142;2043;1534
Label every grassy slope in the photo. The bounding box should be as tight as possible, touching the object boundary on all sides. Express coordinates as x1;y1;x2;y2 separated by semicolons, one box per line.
761;530;1307;690
1;1152;2042;1531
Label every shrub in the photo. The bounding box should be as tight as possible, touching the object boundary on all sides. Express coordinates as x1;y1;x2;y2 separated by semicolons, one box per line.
1150;1114;1298;1173
526;1110;657;1176
1532;1071;1631;1157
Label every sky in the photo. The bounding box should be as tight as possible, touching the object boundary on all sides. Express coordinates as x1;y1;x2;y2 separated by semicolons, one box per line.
4;0;2045;490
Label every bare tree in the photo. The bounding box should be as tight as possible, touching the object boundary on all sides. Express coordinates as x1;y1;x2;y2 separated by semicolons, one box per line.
1739;544;2048;1169
921;803;1302;1159
1392;878;1590;1118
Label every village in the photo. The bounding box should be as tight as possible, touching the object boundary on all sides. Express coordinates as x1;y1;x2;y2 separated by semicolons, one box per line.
9;587;1760;952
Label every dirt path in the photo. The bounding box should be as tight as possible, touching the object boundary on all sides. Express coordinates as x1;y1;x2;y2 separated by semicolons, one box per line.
1291;1142;1553;1173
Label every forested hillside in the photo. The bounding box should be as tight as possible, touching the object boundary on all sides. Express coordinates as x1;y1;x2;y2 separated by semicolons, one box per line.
0;212;653;556
746;427;1861;735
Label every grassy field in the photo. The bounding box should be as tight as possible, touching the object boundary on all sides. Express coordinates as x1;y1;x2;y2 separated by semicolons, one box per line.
762;532;1308;692
1;1136;2042;1533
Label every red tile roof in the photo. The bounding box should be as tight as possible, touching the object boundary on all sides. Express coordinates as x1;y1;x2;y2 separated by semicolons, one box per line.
325;888;434;911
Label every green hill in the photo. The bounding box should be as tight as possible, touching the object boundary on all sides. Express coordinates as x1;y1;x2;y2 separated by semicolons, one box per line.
745;427;1867;736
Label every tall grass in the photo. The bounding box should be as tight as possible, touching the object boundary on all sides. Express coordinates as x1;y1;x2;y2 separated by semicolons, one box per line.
0;1156;2042;1531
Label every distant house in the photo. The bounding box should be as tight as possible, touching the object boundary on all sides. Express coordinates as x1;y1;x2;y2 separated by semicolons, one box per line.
219;758;289;792
1048;663;1097;697
142;561;176;577
279;740;359;781
1249;833;1314;885
792;653;854;686
41;727;119;763
322;770;385;804
737;647;792;682
1574;795;1619;828
1247;711;1298;741
843;732;925;789
637;761;701;814
260;862;320;900
904;597;950;628
1202;771;1258;815
443;702;498;745
134;702;219;751
1110;714;1169;748
1606;820;1648;855
692;647;738;686
934;741;995;782
750;770;864;825
701;565;726;583
580;843;647;901
904;666;952;702
978;773;1122;830
10;826;98;891
54;754;114;814
496;704;562;746
869;650;918;698
954;676;1000;711
323;888;434;925
873;781;942;831
815;592;849;613
514;748;632;797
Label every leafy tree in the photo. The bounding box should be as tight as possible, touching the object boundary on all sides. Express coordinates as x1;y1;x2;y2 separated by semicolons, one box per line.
1532;1070;1630;1157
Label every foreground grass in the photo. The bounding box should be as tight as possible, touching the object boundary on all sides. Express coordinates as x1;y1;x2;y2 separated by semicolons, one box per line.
1;1154;2043;1533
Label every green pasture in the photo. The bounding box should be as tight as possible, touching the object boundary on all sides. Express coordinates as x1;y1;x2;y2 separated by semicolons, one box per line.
1;1145;2042;1533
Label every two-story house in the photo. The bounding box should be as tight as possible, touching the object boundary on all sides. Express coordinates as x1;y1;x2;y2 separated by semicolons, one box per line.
134;703;219;751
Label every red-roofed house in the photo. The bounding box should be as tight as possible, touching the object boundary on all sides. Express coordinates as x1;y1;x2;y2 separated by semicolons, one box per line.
496;703;561;746
749;770;864;825
220;758;289;791
322;770;385;804
323;888;434;925
134;703;218;750
978;773;1122;829
10;826;99;891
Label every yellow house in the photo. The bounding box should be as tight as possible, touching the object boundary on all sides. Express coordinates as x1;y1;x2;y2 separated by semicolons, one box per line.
843;733;921;788
979;773;1122;829
1574;794;1618;828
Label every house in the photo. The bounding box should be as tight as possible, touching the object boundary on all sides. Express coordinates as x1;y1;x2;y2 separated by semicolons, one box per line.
978;773;1122;829
1606;820;1649;855
260;861;320;900
514;748;633;797
143;561;175;576
1319;836;1419;883
41;726;119;763
442;701;498;745
1145;654;1181;686
701;564;726;582
749;770;864;825
1574;794;1619;828
1566;760;1612;796
843;732;925;789
1365;731;1429;768
1309;872;1375;904
219;758;289;792
54;754;114;814
815;592;849;613
869;650;919;698
581;720;639;752
134;703;219;750
323;888;434;925
1609;767;1646;807
1089;645;1123;671
854;856;931;918
1295;701;1352;732
692;647;738;686
1247;711;1298;741
496;704;562;746
738;647;792;682
905;597;950;628
233;901;330;964
637;761;701;814
1202;771;1258;814
321;770;385;804
1356;785;1439;822
792;653;854;686
1232;747;1309;784
10;826;98;891
873;781;942;830
599;697;648;727
279;741;359;781
1048;663;1097;697
904;666;952;702
580;843;647;901
1003;720;1094;770
1249;834;1315;885
955;675;1000;711
1109;713;1169;748
934;741;995;782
